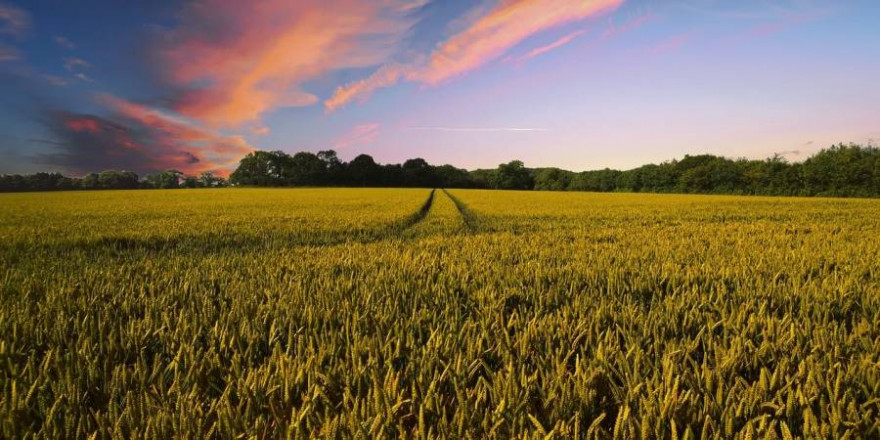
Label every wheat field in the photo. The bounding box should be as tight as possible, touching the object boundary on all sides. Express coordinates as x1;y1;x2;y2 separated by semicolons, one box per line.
1;188;878;439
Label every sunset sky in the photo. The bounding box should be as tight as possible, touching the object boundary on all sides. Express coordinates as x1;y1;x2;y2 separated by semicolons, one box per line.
0;0;878;176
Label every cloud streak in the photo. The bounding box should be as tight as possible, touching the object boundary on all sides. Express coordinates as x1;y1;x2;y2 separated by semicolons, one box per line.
326;0;624;112
511;29;588;63
639;32;691;56
333;123;381;150
64;57;90;71
0;42;19;62
157;0;427;128
0;2;30;36
42;75;69;86
405;126;547;132
54;36;75;49
600;10;655;40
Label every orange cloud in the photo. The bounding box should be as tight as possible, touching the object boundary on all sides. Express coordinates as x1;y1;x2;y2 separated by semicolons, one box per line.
97;94;255;173
326;0;623;111
159;0;426;128
325;63;411;113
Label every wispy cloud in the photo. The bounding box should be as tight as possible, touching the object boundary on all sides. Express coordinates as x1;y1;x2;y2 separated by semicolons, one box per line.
326;0;623;112
156;0;427;128
333;123;381;150
701;1;836;44
324;63;412;113
54;36;75;50
413;0;623;84
74;73;94;83
511;29;588;63
678;0;828;21
0;42;19;62
63;57;90;71
737;11;828;41
42;74;68;86
250;125;270;136
600;10;656;40
405;126;548;132
0;2;30;37
638;32;692;56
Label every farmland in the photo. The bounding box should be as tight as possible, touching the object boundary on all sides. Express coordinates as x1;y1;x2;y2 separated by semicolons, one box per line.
1;188;879;439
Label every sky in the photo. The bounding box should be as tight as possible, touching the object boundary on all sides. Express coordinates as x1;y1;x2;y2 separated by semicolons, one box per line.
0;0;878;176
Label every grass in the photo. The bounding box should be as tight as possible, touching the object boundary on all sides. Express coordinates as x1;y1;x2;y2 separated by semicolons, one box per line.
1;188;878;439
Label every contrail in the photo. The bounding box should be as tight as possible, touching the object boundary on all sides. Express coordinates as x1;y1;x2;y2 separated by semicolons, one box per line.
405;127;548;132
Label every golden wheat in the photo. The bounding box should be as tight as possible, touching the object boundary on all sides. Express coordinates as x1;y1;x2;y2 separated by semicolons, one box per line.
1;188;878;439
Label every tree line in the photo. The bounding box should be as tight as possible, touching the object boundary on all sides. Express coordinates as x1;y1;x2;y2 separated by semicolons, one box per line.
0;170;227;192
3;143;880;197
228;150;472;188
528;143;880;197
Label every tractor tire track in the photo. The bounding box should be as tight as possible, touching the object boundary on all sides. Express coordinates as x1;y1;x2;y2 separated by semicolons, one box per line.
442;189;483;232
394;188;436;232
38;189;439;257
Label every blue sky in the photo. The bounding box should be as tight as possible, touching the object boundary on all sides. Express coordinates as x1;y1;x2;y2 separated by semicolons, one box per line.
1;0;878;175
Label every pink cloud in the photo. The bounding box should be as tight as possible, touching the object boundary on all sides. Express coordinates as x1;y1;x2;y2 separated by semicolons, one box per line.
157;0;426;128
642;32;691;56
333;123;381;150
65;117;101;133
415;0;623;84
97;94;255;173
326;0;623;111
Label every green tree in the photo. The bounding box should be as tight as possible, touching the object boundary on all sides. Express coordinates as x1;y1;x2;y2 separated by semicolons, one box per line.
144;170;183;189
289;152;326;186
402;158;436;188
533;168;572;191
489;160;533;190
199;172;227;188
229;151;291;186
347;154;381;187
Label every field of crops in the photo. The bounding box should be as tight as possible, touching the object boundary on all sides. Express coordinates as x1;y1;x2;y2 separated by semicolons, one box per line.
1;188;879;439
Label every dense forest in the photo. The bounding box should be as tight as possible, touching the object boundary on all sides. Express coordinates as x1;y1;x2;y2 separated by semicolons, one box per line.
3;143;880;197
